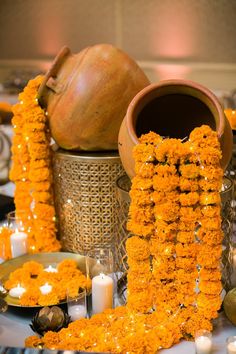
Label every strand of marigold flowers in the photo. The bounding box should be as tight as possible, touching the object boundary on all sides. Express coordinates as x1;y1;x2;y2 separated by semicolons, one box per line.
175;136;205;337
191;126;223;325
151;138;180;315
126;132;161;313
10;75;61;253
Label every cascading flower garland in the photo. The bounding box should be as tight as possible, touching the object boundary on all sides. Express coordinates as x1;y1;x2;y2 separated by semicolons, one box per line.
25;125;224;353
126;125;223;336
9;76;61;253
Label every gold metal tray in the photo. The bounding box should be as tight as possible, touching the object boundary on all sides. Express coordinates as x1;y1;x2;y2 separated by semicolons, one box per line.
0;252;88;308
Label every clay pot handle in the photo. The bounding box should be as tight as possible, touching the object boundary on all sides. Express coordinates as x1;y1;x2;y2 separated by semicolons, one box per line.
37;46;71;108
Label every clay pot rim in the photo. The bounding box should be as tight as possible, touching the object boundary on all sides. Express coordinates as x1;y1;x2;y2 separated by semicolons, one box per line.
126;79;225;145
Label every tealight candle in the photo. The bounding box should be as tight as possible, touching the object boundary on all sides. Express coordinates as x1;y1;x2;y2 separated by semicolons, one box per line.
227;337;236;354
195;335;212;354
40;283;52;295
9;284;26;298
92;273;113;314
228;342;236;354
68;304;87;321
10;230;27;258
44;265;58;273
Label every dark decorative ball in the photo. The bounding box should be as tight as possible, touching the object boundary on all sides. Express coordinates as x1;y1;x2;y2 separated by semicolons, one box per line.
30;306;70;336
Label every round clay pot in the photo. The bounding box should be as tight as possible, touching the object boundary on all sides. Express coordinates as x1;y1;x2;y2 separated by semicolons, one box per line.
118;79;233;178
38;45;150;151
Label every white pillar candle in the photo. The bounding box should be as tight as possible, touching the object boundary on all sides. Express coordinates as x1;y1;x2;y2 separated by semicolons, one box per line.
10;230;27;258
44;265;58;273
68;304;87;321
9;284;26;298
40;283;52;295
92;273;113;314
195;335;212;354
228;341;236;354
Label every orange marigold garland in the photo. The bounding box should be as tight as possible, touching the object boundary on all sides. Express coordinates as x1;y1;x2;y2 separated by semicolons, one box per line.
25;125;224;353
127;125;223;338
9;76;60;253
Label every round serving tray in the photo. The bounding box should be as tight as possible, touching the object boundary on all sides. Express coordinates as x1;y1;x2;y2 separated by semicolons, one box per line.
0;252;88;308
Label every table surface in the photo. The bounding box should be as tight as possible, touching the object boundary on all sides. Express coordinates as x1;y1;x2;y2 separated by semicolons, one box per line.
0;308;235;353
0;183;236;353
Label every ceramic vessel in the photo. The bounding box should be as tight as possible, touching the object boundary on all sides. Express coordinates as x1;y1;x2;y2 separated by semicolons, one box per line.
118;79;233;178
38;45;150;151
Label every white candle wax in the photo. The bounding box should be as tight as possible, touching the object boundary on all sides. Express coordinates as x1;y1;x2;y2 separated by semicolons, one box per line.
9;284;26;298
68;304;87;321
228;341;236;354
44;265;58;273
195;335;212;354
92;273;113;314
40;283;52;295
10;230;27;258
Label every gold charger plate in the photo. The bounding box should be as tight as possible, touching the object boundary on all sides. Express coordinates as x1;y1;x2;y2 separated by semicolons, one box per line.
0;252;88;308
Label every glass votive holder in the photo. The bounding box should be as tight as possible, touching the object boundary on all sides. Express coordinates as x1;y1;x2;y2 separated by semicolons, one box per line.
67;288;87;322
7;210;30;258
226;336;236;354
195;329;212;354
86;247;114;315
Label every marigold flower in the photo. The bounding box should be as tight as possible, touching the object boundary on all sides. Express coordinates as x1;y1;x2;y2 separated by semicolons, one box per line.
199;280;222;295
179;164;199;179
197;229;223;245
197;244;222;267
199;216;221;230
126;236;150;261
200;268;221;281
127;220;154;237
127;289;153;313
176;231;195;243
154;202;179;222
175;257;196;270
150;241;175;257
155;138;184;164
196;293;222;311
127;258;151;273
201;205;221;218
153;174;179;192
135;161;155;178
175;243;198;258
199;192;221;205
132;144;156;162
179;192;199;206
129;204;154;224
179;177;199;192
131;175;153;190
199;165;223;180
25;335;44;349
139;131;163;145
129;189;153;206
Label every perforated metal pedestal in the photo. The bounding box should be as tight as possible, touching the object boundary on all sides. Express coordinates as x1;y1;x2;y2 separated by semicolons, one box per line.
52;148;124;254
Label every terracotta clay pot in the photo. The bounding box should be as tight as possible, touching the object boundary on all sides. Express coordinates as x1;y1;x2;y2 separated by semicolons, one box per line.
38;45;150;151
118;79;233;178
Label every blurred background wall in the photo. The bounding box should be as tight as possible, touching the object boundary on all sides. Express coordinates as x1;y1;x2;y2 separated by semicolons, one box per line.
0;0;236;89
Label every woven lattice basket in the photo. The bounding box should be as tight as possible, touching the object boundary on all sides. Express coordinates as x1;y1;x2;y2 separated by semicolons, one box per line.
52;148;125;255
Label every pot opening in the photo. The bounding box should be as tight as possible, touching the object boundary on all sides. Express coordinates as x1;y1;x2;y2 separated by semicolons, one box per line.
135;93;216;139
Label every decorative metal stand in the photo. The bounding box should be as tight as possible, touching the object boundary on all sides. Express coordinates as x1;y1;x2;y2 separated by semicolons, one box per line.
52;148;124;255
